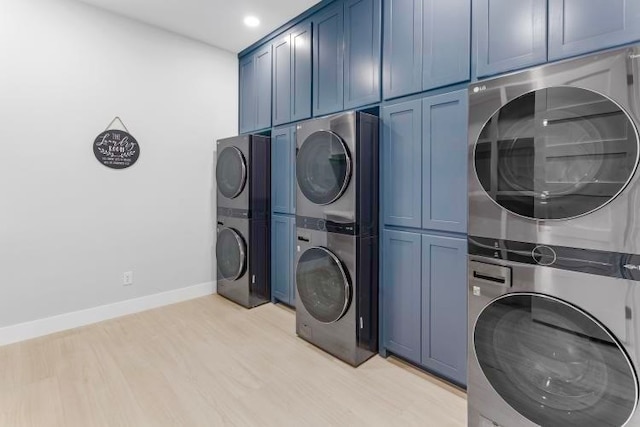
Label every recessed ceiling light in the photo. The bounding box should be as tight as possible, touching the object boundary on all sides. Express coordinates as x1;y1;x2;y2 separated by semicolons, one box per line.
244;16;260;28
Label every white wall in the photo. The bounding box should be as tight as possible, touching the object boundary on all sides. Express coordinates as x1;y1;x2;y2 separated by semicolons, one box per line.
0;0;236;329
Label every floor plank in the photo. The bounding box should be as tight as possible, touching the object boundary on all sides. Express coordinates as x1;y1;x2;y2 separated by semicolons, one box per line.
0;295;467;426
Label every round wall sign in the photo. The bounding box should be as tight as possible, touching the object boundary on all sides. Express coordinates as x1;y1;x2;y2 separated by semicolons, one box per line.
93;129;140;169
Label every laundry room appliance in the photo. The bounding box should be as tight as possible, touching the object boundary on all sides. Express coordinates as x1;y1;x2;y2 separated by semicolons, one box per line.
216;134;270;308
294;111;379;367
469;44;640;254
467;44;640;427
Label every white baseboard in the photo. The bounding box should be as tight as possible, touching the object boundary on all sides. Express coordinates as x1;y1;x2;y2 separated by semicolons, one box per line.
0;281;216;347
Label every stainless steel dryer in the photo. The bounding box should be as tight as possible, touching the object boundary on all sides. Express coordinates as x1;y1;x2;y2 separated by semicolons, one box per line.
216;216;269;308
216;134;270;220
295;219;378;367
469;44;640;254
296;111;379;237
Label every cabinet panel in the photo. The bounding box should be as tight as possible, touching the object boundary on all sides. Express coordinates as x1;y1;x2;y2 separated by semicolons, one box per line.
239;55;256;134
382;229;422;364
289;217;297;305
271;214;294;305
422;0;470;90
255;46;273;130
549;0;640;60
422;91;468;233
382;100;422;228
474;0;547;77
344;0;381;109
383;0;422;100
271;126;295;214
272;35;291;127
313;3;345;116
291;23;312;122
421;234;467;385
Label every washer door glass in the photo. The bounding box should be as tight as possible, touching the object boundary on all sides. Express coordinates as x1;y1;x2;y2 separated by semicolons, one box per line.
216;147;247;199
216;228;246;281
474;293;638;427
474;87;639;220
296;131;351;205
296;247;351;323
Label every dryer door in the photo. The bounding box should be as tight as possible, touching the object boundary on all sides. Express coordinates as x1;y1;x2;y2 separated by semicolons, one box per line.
474;87;639;220
296;131;352;206
296;247;351;323
216;146;247;199
216;228;247;281
474;293;638;427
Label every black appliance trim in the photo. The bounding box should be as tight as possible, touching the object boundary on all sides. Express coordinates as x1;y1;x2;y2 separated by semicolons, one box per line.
296;215;358;236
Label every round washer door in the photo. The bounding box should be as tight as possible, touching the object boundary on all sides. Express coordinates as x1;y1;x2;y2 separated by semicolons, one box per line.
296;131;352;205
474;293;638;427
216;228;247;281
474;87;639;220
296;247;351;323
216;146;247;199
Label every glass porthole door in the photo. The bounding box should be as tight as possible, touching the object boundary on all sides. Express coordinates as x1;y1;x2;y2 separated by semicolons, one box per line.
296;247;351;323
216;146;247;199
216;228;246;281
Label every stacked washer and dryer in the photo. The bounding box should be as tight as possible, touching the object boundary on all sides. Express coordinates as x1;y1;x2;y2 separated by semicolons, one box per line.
294;111;379;367
215;135;270;308
467;45;640;426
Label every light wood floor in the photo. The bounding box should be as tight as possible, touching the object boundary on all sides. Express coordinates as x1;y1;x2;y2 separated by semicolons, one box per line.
0;295;467;426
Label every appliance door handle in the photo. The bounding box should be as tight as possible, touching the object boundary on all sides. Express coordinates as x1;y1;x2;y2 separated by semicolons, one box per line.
469;261;512;288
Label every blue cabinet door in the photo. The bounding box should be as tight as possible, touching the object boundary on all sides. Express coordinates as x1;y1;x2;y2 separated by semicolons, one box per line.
382;100;422;228
383;0;422;100
291;23;312;122
239;55;256;134
422;0;470;91
474;0;547;77
255;45;273;131
421;234;467;386
382;229;422;364
422;90;468;233
344;0;381;109
549;0;640;60
313;2;344;116
271;126;295;215
272;35;291;126
271;214;293;305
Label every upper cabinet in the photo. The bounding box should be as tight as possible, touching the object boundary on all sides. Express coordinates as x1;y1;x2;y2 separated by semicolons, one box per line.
383;0;470;100
272;22;312;126
473;0;547;78
239;45;272;133
549;0;640;61
313;0;381;116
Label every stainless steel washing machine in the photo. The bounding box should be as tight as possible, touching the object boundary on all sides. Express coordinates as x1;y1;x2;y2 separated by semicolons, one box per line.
216;216;269;308
216;134;270;219
469;44;640;254
296;111;378;237
295;218;378;367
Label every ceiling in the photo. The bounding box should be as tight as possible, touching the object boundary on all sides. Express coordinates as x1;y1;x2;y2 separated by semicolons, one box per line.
76;0;321;53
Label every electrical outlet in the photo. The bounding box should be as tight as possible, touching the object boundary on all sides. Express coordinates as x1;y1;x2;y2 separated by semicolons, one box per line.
123;271;134;286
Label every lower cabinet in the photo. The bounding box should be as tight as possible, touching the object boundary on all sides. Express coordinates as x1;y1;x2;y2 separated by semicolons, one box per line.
382;228;468;386
271;214;296;306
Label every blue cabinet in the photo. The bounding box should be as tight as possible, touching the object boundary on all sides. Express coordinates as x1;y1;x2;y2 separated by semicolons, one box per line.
272;23;312;126
422;90;468;233
421;234;467;386
549;0;640;61
382;229;422;364
271;214;296;306
382;100;422;229
383;0;470;100
474;0;547;77
239;45;272;133
313;2;344;116
271;126;296;215
344;0;381;109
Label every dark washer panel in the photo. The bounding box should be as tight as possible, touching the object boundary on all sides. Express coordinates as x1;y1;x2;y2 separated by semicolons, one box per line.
474;293;637;427
474;87;639;221
296;215;358;235
216;228;247;281
216;146;247;199
469;235;640;281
